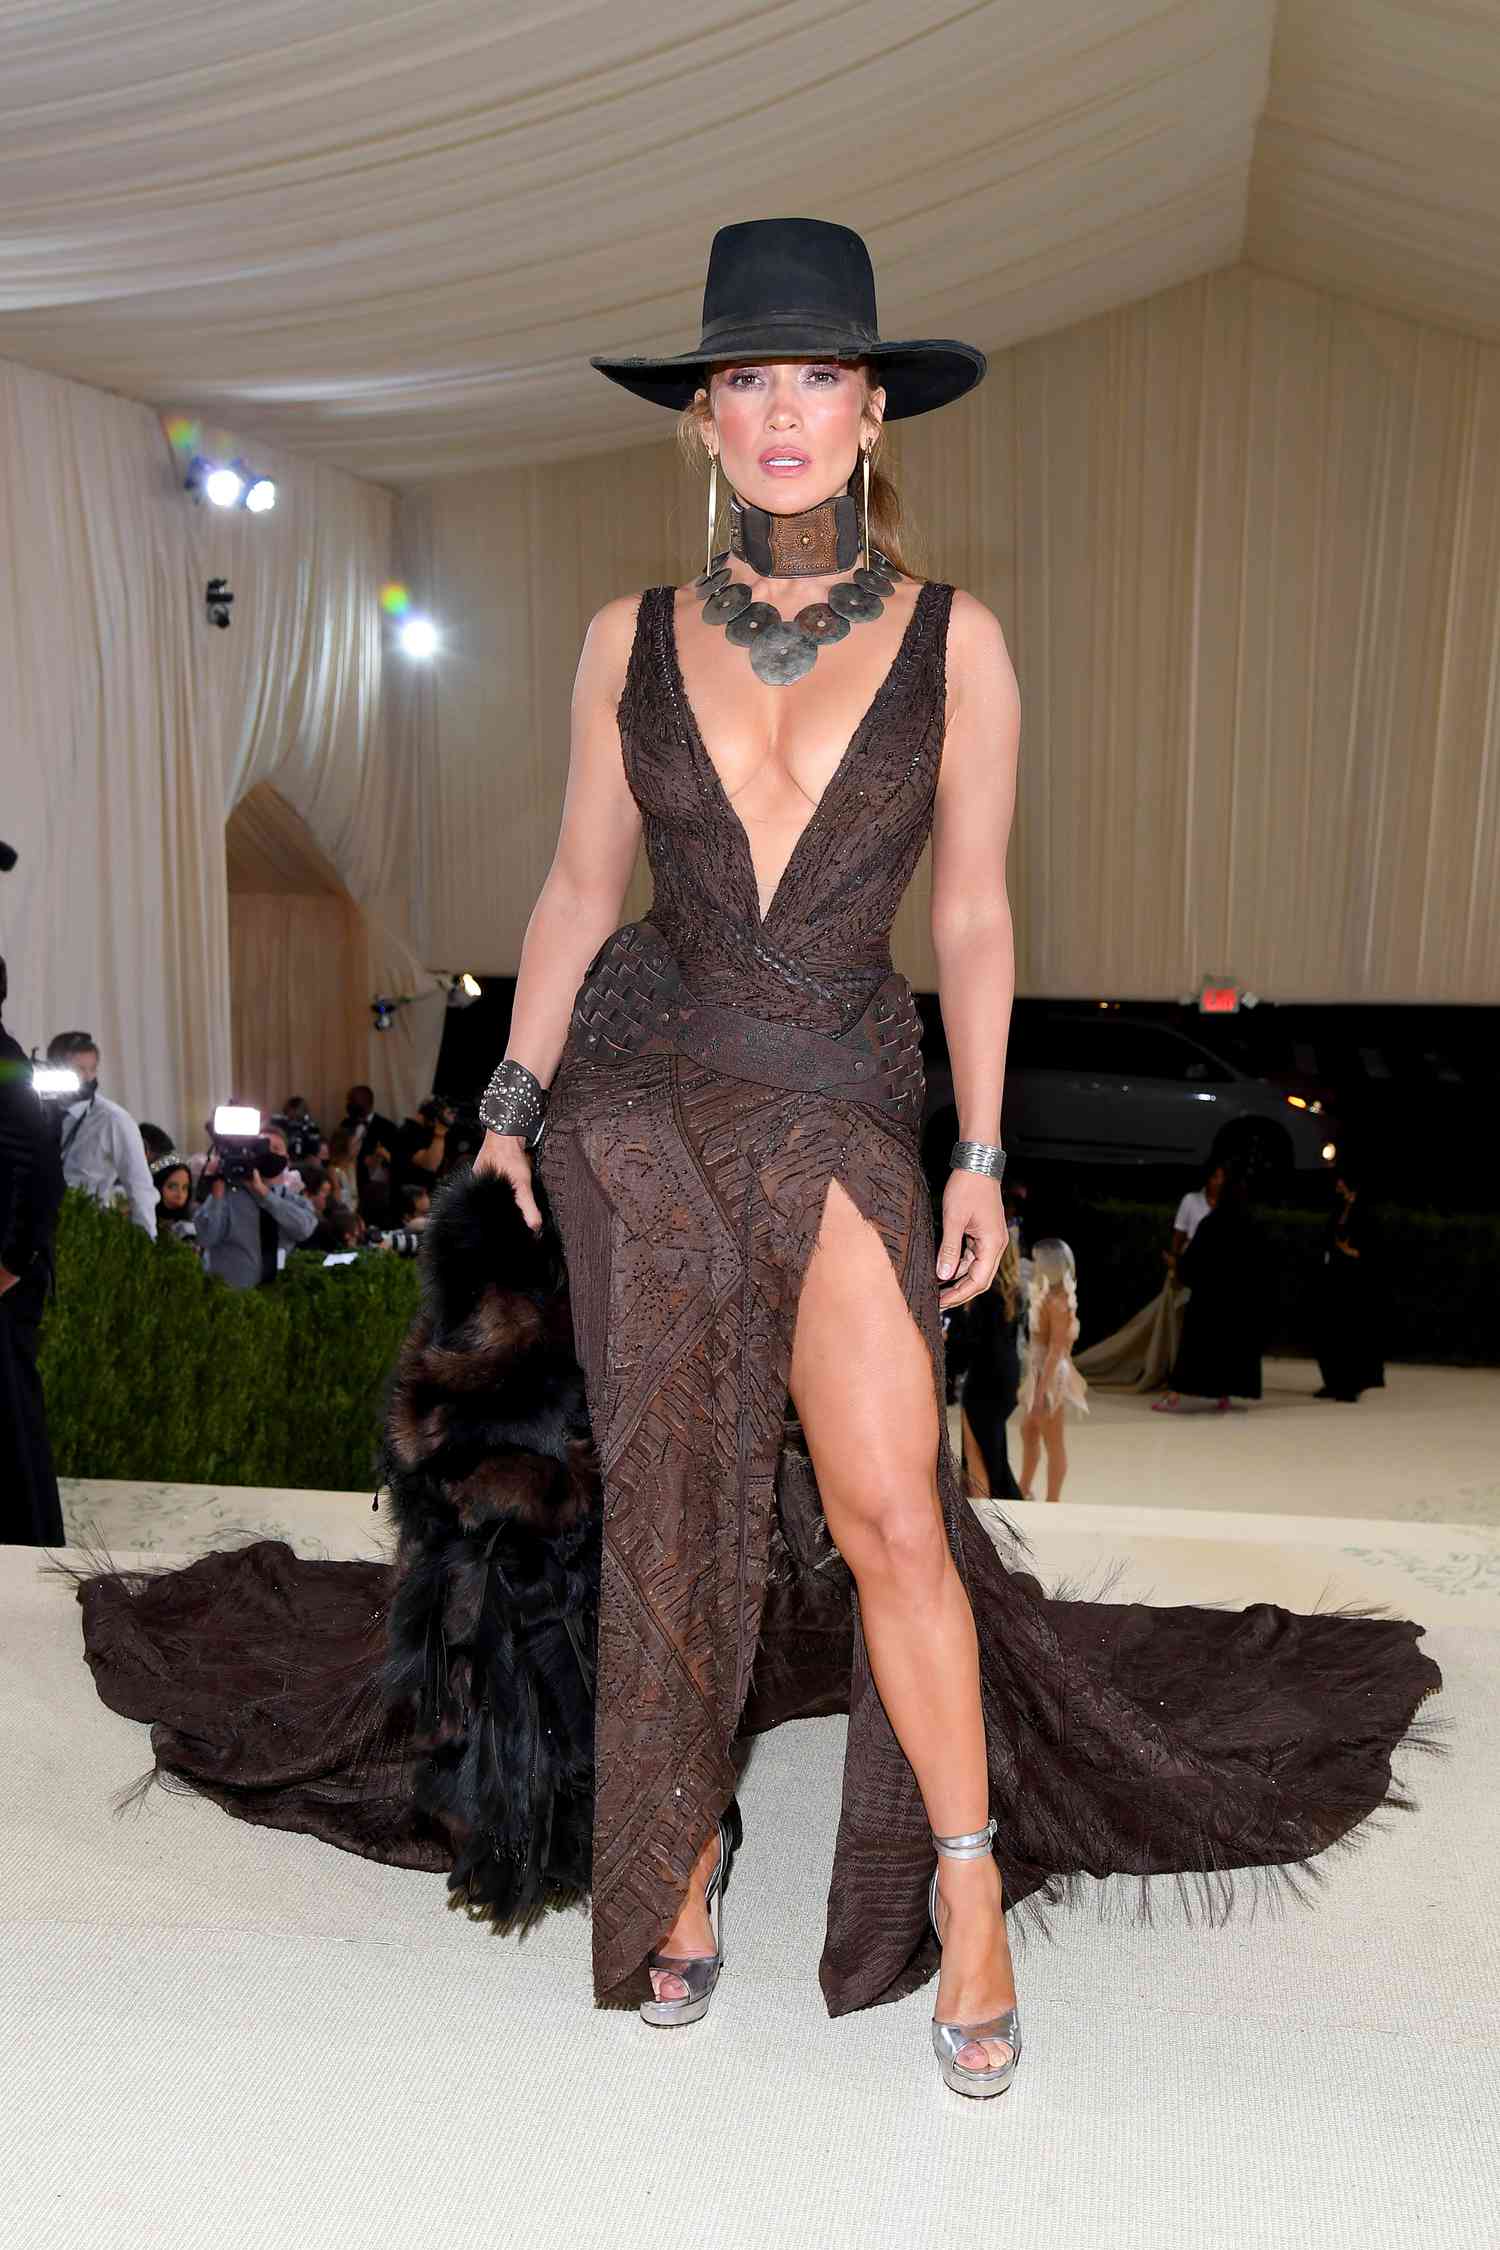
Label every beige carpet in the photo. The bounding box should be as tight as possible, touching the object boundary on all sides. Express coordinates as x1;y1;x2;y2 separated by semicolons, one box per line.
8;1379;1498;2250
975;1354;1500;1527
58;1359;1500;1561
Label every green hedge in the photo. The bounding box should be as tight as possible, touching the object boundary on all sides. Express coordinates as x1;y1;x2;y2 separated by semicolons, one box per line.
39;1191;423;1488
1079;1198;1497;1367
36;1184;1496;1491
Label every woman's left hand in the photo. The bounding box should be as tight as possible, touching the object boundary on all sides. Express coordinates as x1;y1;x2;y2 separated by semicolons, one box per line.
936;1170;1008;1310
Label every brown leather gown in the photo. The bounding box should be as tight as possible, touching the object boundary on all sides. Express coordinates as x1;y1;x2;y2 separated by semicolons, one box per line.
69;574;1443;2025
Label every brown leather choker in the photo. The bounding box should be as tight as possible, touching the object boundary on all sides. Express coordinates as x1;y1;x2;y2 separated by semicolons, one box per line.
729;489;860;576
700;484;897;684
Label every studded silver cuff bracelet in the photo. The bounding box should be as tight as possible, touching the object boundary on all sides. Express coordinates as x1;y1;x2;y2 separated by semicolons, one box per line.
479;1059;548;1150
951;1139;1006;1180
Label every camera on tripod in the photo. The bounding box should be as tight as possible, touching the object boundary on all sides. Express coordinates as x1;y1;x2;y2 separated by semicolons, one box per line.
212;1105;273;1185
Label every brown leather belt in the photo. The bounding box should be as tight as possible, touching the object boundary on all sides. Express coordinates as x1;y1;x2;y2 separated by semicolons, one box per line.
566;919;925;1128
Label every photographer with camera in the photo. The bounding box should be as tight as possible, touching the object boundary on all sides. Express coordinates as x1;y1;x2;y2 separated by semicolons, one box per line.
397;1181;432;1234
295;1163;348;1253
270;1095;323;1165
364;1179;427;1269
340;1083;400;1215
193;1117;317;1289
393;1095;457;1194
45;1030;157;1238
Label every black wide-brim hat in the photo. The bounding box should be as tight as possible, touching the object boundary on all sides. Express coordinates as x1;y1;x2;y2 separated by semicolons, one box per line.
590;218;986;420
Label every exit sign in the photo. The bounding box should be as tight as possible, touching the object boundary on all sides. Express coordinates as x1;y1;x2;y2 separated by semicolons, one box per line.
1198;981;1241;1014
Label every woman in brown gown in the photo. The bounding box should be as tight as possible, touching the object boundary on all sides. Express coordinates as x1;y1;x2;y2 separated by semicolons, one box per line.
465;219;1441;2067
68;219;1442;2098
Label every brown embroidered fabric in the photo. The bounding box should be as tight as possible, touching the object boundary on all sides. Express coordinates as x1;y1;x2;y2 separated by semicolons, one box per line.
68;574;1443;2026
536;579;968;2010
532;580;1444;2014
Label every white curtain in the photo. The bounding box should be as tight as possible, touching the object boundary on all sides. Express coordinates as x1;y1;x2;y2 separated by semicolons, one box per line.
11;0;1500;497
5;255;1497;1160
407;263;1500;1004
0;352;439;1146
4;2;1497;491
0;0;1281;483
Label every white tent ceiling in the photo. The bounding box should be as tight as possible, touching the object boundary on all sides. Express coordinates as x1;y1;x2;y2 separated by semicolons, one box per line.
0;0;1491;487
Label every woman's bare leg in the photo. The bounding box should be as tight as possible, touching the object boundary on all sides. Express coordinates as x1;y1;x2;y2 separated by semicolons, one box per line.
1018;1410;1043;1497
1041;1404;1068;1501
785;1177;1015;2069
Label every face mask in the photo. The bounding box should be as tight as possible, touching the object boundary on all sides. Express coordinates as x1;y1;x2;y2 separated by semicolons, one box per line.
258;1152;289;1180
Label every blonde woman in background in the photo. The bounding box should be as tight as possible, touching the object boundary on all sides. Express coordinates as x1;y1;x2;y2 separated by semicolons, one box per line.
1017;1238;1089;1502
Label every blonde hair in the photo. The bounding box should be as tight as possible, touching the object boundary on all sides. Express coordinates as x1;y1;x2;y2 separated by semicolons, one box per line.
1026;1237;1079;1335
675;361;921;581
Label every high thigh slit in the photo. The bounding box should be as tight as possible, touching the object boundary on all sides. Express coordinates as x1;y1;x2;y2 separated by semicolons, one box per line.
67;574;1445;2024
536;1055;962;2010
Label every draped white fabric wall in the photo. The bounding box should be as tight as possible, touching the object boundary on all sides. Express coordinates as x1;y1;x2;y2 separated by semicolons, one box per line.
5;253;1496;1165
415;263;1500;1005
0;353;439;1146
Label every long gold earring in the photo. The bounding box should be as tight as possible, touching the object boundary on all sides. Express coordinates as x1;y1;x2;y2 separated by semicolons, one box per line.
861;444;872;574
706;451;719;578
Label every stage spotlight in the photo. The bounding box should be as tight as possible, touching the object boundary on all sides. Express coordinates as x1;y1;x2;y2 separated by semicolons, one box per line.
184;453;276;514
399;615;439;659
206;578;234;629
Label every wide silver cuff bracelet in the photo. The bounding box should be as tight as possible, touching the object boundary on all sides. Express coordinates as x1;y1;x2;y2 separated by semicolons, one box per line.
951;1138;1006;1180
479;1058;548;1150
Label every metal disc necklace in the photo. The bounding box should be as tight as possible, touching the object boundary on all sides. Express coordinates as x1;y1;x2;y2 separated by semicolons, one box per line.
694;465;898;686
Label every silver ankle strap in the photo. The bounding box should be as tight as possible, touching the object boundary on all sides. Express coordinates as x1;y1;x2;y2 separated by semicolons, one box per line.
932;1815;997;1860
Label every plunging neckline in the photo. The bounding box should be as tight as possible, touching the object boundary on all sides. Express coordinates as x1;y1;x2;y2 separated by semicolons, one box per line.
662;577;934;933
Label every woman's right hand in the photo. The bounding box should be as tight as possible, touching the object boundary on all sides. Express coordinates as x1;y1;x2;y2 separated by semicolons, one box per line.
473;1129;544;1234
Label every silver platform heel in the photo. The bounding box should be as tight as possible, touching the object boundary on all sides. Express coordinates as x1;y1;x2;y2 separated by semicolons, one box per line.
638;1797;743;2028
928;1815;1021;2099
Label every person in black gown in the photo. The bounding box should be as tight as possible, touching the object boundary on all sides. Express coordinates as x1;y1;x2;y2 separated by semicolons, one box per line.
951;1237;1024;1499
1314;1167;1386;1403
1156;1167;1271;1411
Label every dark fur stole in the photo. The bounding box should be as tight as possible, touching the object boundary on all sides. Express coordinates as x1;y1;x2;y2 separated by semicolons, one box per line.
376;1167;853;1930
